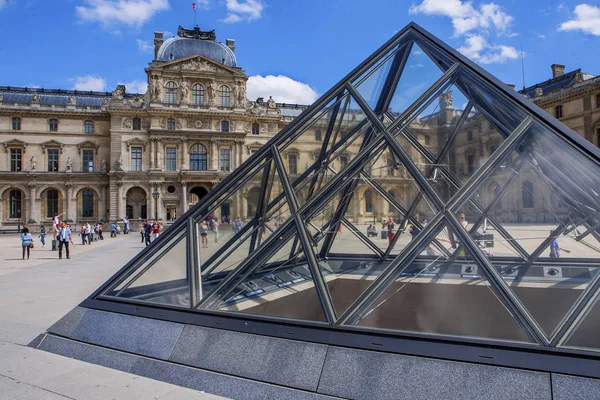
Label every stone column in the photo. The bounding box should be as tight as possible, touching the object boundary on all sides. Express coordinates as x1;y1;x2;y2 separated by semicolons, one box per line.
182;140;189;170
150;139;155;169
66;184;74;223
156;139;163;170
117;182;124;220
211;140;218;170
28;182;37;224
181;182;188;213
241;192;248;218
149;185;156;221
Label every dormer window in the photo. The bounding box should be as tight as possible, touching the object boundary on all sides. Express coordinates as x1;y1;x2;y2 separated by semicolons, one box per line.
164;81;178;104
49;119;58;132
219;85;230;107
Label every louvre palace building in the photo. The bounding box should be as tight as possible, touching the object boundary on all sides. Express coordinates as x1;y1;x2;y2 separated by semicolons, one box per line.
0;25;599;231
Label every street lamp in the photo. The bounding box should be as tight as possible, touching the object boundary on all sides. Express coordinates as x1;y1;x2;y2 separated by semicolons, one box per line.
152;190;159;221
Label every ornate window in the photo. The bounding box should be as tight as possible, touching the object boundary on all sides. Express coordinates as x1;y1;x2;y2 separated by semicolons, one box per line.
10;148;22;172
11;117;21;130
83;150;94;172
189;144;208;171
252;123;260;135
522;180;534;208
166;147;177;171
221;120;229;133
192;84;205;105
47;149;59;172
131;146;142;171
219;85;230;107
364;189;373;213
48;119;59;132
84;120;94;134
46;189;59;218
315;130;322;141
167;118;176;130
82;189;95;217
220;148;231;172
164;81;178;104
9;190;21;218
555;105;563;119
288;154;297;174
132;118;141;130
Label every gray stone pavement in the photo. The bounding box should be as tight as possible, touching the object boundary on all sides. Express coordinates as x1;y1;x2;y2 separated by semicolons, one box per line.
0;232;224;399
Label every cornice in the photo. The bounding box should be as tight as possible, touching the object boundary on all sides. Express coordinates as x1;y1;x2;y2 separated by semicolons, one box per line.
535;81;600;108
0;108;110;120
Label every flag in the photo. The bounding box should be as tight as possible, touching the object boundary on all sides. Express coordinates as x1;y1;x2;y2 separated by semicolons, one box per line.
192;3;196;10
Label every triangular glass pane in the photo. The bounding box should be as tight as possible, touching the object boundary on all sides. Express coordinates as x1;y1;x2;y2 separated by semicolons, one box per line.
563;292;600;352
102;229;190;307
350;221;534;343
209;228;328;323
326;219;381;256
385;42;446;124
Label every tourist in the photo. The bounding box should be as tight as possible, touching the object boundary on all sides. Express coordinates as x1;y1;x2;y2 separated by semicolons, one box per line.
58;222;72;259
80;224;87;245
86;222;93;244
111;222;117;238
200;220;209;248
409;213;421;241
458;213;468;230
153;220;161;239
20;227;33;260
387;217;395;246
39;225;47;247
123;216;129;234
140;225;145;242
367;224;377;238
213;219;220;243
144;221;152;246
549;230;571;258
97;223;104;240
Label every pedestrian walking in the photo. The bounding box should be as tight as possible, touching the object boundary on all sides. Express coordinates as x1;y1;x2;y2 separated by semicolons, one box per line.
86;222;93;244
39;225;47;247
213;220;220;243
200;220;209;248
152;221;161;239
80;224;87;245
98;223;104;240
144;220;152;246
549;230;571;258
409;213;421;241
387;217;395;246
20;227;33;260
58;222;72;259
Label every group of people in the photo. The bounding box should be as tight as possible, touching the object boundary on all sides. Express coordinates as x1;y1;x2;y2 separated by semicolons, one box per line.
79;222;104;245
142;220;163;246
199;217;219;248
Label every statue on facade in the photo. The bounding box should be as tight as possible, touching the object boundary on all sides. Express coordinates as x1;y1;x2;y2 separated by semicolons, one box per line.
101;159;107;172
151;76;162;102
68;95;76;105
207;81;217;105
66;157;73;172
440;91;453;110
112;85;125;100
29;155;36;171
237;82;246;106
102;97;110;107
180;81;190;104
267;96;276;109
122;117;132;129
0;93;3;102
117;154;124;171
31;94;40;104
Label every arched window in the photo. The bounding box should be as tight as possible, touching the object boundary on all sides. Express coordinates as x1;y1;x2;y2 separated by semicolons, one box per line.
84;120;94;134
221;120;229;132
82;189;95;217
522;180;534;208
132;118;141;130
219;85;230;107
12;117;21;130
46;189;59;218
48;118;59;132
189;144;208;171
9;190;21;218
167;118;176;130
164;81;178;104
192;84;204;105
364;190;373;213
252;123;260;135
315;130;322;141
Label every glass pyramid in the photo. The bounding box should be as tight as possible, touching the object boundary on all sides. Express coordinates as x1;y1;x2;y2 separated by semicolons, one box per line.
91;23;600;355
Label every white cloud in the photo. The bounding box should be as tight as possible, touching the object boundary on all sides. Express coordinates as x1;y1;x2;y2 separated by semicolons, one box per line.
247;75;318;105
559;4;600;36
73;75;107;91
458;35;520;64
76;0;170;28
119;79;148;94
221;0;263;23
409;0;513;36
0;0;7;9
537;33;546;39
136;39;154;53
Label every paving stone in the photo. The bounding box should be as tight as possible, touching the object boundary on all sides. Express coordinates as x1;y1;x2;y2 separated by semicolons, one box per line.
552;373;600;400
47;306;87;337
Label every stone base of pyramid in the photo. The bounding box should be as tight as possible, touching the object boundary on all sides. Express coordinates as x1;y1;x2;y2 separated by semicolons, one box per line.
30;304;599;399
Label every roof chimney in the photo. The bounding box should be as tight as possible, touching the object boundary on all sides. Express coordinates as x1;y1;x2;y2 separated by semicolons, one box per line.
226;39;235;53
154;32;164;61
551;64;565;79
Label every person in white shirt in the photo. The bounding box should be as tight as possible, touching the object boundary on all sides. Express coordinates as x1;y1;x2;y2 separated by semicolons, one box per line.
58;222;72;259
52;212;63;240
86;223;93;244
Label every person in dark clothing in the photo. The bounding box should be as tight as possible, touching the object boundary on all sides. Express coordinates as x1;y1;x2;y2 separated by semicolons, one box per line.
144;221;152;246
409;213;421;241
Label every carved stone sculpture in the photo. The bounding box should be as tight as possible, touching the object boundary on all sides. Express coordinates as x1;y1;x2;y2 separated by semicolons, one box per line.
267;96;276;109
29;155;36;171
247;102;266;115
123;117;132;129
207;81;217;105
117;154;124;171
102;97;109;107
152;76;162;102
66;157;73;172
237;82;246;106
0;93;3;102
112;85;125;100
180;81;190;104
31;94;40;104
440;91;453;110
535;87;543;97
175;119;182;130
159;118;167;128
68;95;76;105
101;159;107;172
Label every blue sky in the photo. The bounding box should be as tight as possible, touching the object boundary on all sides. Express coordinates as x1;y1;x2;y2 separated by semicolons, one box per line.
0;0;599;104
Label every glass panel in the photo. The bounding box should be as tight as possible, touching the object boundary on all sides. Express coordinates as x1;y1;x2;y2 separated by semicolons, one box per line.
563;291;600;352
102;230;190;307
349;221;534;343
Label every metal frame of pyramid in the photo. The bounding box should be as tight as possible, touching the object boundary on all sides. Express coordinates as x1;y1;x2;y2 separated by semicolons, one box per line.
81;23;600;373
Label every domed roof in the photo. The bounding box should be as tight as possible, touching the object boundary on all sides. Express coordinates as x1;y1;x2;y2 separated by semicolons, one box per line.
157;26;237;67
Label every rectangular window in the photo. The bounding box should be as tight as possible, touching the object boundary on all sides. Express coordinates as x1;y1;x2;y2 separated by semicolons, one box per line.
288;154;297;174
133;118;141;130
84;120;94;134
49;119;58;132
166;147;177;171
47;149;59;172
555;105;563;118
220;149;231;172
12;117;21;130
252;123;260;135
83;150;94;172
467;131;473;141
596;94;600;109
221;121;229;133
131;147;142;171
10;148;22;172
467;154;475;174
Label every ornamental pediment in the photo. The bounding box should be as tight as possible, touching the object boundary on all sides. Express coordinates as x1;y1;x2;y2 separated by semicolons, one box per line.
40;140;65;152
125;137;147;151
2;139;27;152
160;55;237;75
77;140;100;154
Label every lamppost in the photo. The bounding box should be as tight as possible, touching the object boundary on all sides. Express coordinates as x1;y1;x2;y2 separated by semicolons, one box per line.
152;190;159;221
